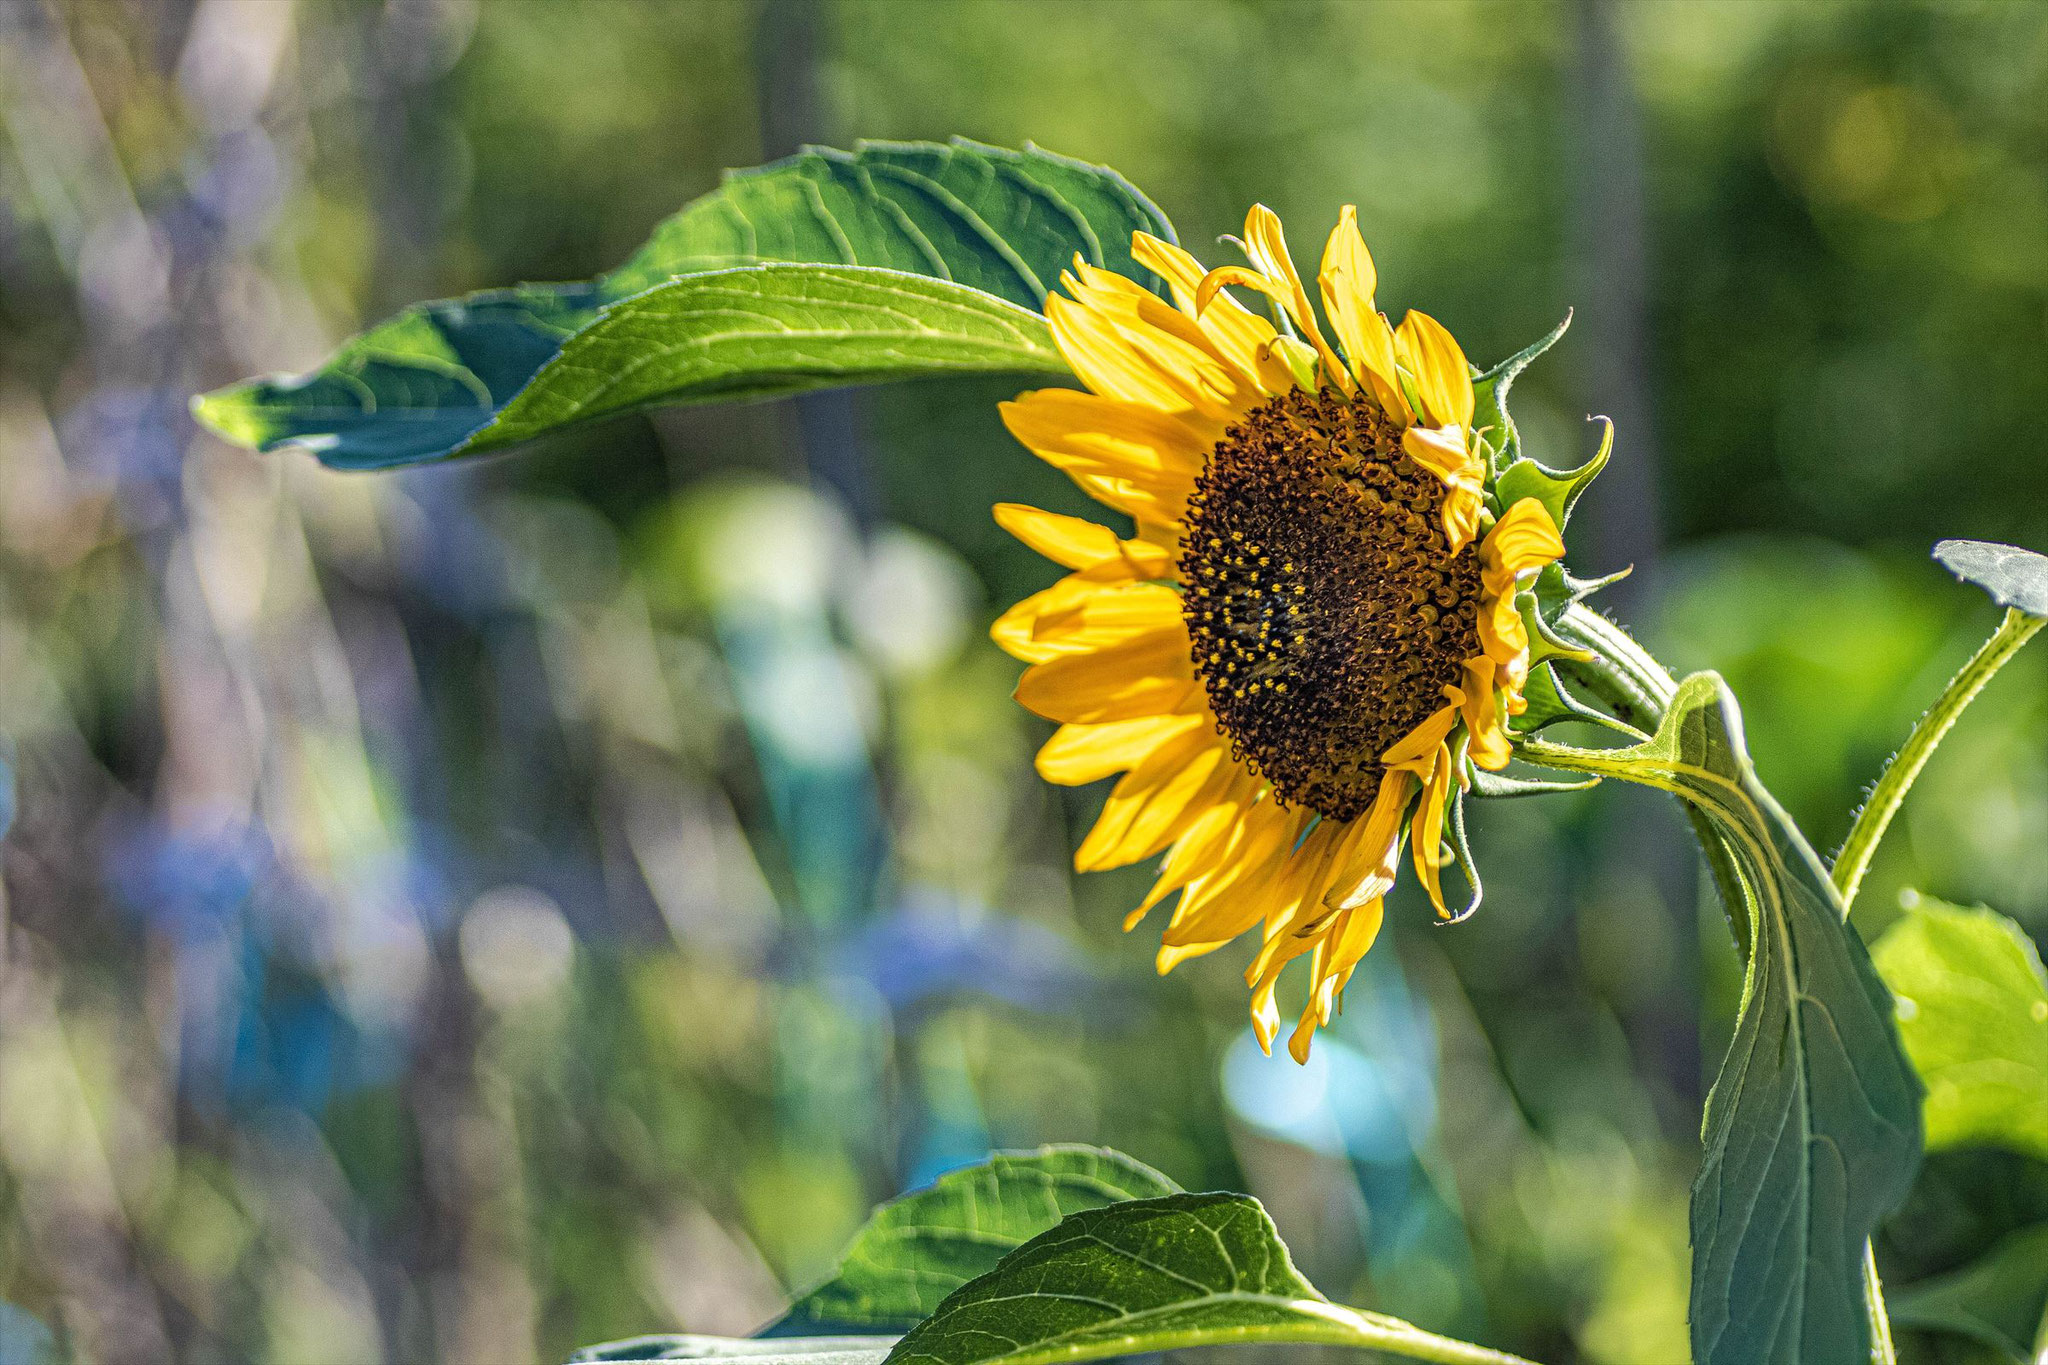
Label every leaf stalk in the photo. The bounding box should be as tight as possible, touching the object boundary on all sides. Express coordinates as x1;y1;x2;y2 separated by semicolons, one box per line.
1832;607;2044;913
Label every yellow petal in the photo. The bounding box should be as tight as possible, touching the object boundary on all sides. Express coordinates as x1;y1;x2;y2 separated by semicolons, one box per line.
1160;800;1308;946
1480;497;1566;587
1324;769;1415;910
1075;732;1239;872
1013;630;1197;723
1131;232;1280;384
1127;783;1257;927
1045;289;1228;417
1068;262;1259;407
1241;204;1352;395
1460;656;1513;771
993;503;1124;571
1035;712;1206;787
1316;207;1409;418
1394;310;1475;428
1029;582;1185;650
1409;744;1456;917
1383;699;1461;773
990;576;1107;663
1002;389;1212;475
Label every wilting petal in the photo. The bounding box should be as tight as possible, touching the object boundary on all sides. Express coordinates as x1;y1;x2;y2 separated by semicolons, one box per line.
1460;656;1512;771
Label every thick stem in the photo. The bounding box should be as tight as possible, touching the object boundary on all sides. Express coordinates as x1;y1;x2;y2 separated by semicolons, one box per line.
1832;607;2044;912
1537;604;1906;1365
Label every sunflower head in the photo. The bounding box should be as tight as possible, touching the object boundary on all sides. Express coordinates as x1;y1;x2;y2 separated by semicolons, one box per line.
992;205;1611;1061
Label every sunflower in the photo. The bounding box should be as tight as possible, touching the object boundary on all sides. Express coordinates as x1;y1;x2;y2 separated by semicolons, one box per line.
992;204;1586;1062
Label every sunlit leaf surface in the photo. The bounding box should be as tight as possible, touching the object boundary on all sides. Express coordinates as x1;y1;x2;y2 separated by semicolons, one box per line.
1524;672;1922;1365
881;1193;1533;1365
778;1146;1181;1333
194;140;1171;468
1874;897;2048;1162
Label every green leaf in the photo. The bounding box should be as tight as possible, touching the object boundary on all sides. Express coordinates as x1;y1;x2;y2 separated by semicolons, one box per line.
883;1193;1537;1365
1520;673;1922;1365
1493;417;1610;534
1872;897;2048;1162
567;1336;893;1365
194;139;1173;469
1888;1222;2048;1362
489;266;1061;461
779;1145;1180;1333
1934;539;2048;620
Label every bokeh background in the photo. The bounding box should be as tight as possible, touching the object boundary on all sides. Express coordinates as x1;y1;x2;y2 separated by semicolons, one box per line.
2;2;2046;1362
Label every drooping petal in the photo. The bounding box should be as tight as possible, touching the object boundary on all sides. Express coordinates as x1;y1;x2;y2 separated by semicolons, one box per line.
1160;800;1309;947
1324;769;1416;911
1459;656;1513;771
1127;779;1260;927
1409;742;1457;917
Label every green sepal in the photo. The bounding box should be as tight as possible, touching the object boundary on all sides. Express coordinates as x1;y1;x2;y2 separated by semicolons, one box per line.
1562;565;1633;600
1494;415;1612;533
1510;660;1640;738
1524;568;1592;668
1471;311;1570;475
1467;762;1600;798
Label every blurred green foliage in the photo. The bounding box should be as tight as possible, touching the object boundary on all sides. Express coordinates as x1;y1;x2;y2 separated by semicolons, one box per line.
1;2;2045;1363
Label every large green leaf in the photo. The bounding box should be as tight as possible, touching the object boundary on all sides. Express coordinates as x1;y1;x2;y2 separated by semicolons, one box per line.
883;1193;1535;1365
194;139;1172;469
1521;672;1922;1365
1888;1222;2048;1362
778;1145;1180;1333
1873;897;2048;1162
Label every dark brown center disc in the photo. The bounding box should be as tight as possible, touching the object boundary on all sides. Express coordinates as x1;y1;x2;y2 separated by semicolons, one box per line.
1180;386;1483;821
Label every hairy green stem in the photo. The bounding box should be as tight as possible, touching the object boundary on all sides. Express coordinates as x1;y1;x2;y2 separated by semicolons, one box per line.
1832;607;2044;913
1553;605;1752;949
1539;603;1904;1365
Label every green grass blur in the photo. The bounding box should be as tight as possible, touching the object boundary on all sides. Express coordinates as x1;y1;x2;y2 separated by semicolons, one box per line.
0;3;2044;1363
